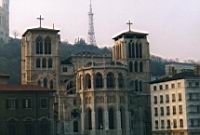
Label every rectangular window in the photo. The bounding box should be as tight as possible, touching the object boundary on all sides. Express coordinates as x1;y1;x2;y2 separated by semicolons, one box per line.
172;94;176;102
160;95;164;104
6;99;18;110
153;86;157;91
154;108;158;116
159;85;163;90
178;93;182;101
173;106;176;115
63;67;68;72
165;84;169;90
167;120;171;129
173;119;177;128
161;120;165;129
179;105;183;114
171;83;175;89
166;95;170;103
155;120;158;129
166;106;170;115
180;119;184;128
154;96;157;104
160;107;164;116
23;99;32;109
40;98;48;109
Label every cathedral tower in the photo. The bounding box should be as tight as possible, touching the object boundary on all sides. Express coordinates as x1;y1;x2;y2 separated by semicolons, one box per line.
0;0;9;42
21;20;60;91
112;21;152;135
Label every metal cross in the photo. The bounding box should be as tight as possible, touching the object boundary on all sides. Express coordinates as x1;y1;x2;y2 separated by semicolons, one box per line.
37;15;44;28
127;20;133;31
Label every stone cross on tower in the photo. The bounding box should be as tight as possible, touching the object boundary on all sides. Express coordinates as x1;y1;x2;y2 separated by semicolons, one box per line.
37;15;44;28
127;20;133;32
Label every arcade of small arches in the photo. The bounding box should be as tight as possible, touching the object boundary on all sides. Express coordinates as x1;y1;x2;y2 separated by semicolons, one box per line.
77;71;126;91
36;36;52;55
83;106;127;131
36;57;53;69
37;77;54;89
113;40;143;60
128;61;143;73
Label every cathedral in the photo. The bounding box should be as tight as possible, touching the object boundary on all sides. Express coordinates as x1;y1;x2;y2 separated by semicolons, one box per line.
0;0;9;42
21;20;151;135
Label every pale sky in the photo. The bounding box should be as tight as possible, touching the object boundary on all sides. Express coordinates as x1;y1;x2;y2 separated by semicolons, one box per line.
10;0;200;61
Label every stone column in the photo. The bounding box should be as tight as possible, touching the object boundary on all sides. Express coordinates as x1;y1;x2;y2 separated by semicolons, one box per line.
116;95;122;135
81;96;85;134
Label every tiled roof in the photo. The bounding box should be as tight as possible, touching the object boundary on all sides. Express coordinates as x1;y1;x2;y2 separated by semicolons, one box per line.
0;85;54;92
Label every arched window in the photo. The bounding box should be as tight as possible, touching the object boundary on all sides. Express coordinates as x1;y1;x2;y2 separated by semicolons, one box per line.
140;61;143;72
139;43;143;58
85;74;91;89
134;61;138;72
118;73;124;88
50;80;53;89
73;121;79;132
120;107;126;130
95;73;103;88
129;80;134;90
42;58;46;68
44;37;51;54
97;108;104;129
107;72;115;88
78;75;82;90
139;81;143;91
36;58;41;68
43;78;48;88
131;43;135;58
129;61;133;73
48;58;53;68
36;36;43;54
108;108;115;129
128;43;131;58
135;80;138;91
86;108;92;130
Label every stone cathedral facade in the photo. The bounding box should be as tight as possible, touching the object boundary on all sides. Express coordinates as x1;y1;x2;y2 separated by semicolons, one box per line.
0;0;9;42
21;25;151;135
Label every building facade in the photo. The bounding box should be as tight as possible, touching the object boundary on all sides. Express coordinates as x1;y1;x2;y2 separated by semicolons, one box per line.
0;0;9;42
21;25;151;135
151;73;200;135
0;85;55;135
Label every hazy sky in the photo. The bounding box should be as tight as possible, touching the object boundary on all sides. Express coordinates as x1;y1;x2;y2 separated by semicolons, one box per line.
10;0;200;61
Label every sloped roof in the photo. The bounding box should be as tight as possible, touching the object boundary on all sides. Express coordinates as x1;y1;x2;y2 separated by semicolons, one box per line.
22;27;60;37
112;29;148;40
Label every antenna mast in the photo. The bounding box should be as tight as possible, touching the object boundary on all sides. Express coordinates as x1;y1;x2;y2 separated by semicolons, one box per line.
88;0;97;46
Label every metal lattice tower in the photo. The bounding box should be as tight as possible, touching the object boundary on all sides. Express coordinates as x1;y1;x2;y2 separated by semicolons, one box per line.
87;0;97;46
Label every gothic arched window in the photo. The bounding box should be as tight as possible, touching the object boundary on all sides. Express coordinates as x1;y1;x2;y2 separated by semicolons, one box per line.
132;43;135;58
42;58;46;68
107;72;115;88
135;80;138;91
86;108;92;130
140;61;143;72
36;58;41;68
139;43;143;58
139;81;143;91
43;78;48;88
118;73;124;88
129;61;133;73
85;74;91;89
36;36;43;54
95;73;103;88
108;108;115;129
120;107;126;130
134;61;138;72
128;43;131;58
48;58;53;68
44;37;51;54
97;108;104;129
